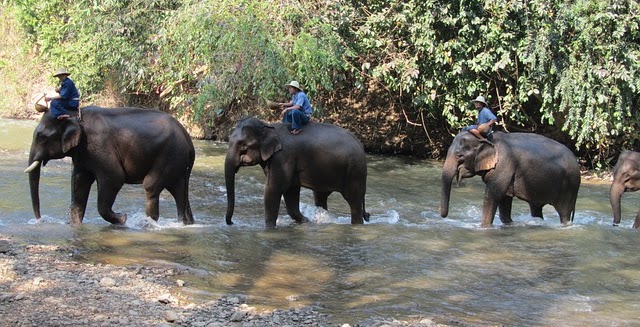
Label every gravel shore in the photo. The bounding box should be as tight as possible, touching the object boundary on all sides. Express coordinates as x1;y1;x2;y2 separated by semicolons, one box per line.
0;236;475;327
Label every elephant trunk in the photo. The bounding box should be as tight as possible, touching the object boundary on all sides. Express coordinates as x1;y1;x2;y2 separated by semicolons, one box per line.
440;149;459;218
610;182;624;226
224;151;238;225
26;151;42;219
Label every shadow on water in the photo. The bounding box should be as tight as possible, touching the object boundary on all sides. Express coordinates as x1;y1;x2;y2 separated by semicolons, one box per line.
2;118;640;326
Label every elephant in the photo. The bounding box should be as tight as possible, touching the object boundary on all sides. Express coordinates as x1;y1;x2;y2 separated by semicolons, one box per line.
440;131;581;227
609;150;640;228
25;106;195;225
224;117;369;227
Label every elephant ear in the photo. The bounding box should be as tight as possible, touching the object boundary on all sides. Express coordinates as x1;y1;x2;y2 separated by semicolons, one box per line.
474;143;498;172
259;124;282;161
61;120;82;153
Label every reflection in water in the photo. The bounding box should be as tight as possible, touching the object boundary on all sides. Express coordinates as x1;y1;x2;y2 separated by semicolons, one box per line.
1;118;640;326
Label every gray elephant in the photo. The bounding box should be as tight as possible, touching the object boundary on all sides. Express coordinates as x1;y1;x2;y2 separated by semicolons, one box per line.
25;106;195;225
609;150;640;228
440;131;581;227
224;117;369;227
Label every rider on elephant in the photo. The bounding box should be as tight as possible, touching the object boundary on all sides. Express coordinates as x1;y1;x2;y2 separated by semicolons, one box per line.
276;81;313;135
462;95;497;145
44;68;80;121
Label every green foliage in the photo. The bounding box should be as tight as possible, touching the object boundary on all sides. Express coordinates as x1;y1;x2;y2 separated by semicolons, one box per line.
5;0;640;166
333;0;639;166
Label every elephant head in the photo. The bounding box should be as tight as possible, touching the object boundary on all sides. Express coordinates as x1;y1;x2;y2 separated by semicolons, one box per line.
25;111;82;219
440;132;497;217
224;118;282;225
609;150;640;227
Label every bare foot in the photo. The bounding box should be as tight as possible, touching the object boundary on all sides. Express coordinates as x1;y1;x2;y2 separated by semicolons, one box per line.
57;114;70;121
290;129;302;135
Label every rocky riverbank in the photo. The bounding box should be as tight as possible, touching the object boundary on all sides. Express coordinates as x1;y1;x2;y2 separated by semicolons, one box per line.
0;236;476;327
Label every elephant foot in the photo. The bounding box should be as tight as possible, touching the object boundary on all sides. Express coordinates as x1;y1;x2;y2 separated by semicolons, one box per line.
69;215;83;225
289;214;309;224
104;213;127;225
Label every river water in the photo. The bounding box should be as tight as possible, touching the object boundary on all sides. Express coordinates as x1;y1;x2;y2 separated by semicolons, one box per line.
1;118;639;326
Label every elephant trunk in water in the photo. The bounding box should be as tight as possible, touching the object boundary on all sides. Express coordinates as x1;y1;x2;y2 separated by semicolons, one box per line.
224;150;238;225
26;150;42;219
610;182;624;226
440;148;459;218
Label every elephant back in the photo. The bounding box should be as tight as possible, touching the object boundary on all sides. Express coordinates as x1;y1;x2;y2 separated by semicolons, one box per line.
275;121;364;153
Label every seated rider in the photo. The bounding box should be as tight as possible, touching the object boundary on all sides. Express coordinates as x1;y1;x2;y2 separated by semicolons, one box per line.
462;95;497;145
45;68;80;120
276;81;313;135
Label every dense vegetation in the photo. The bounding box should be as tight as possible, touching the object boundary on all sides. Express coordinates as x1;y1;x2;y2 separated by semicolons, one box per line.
2;0;639;168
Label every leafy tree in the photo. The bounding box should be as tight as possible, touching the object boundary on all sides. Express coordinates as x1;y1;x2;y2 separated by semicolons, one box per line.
6;0;640;167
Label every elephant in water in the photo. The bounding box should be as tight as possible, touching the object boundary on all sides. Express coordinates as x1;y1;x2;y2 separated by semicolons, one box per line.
610;150;640;228
440;131;581;227
224;117;369;227
25;106;195;225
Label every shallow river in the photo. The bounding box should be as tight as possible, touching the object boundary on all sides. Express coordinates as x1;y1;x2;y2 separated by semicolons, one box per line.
1;118;639;326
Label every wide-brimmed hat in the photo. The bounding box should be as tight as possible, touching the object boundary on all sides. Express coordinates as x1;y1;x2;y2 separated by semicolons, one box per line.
470;95;487;106
285;81;302;91
53;68;71;77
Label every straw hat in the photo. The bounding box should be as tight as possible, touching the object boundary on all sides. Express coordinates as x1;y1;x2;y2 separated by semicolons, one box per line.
53;68;71;77
285;81;302;91
471;95;487;106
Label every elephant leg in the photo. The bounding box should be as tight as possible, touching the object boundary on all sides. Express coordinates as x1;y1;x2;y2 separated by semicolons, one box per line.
556;206;572;225
143;182;162;222
633;208;640;229
96;178;126;225
529;203;544;219
341;191;365;224
480;188;499;227
70;169;95;224
263;186;283;228
167;178;194;225
498;196;513;225
313;191;330;210
348;200;365;224
283;185;309;224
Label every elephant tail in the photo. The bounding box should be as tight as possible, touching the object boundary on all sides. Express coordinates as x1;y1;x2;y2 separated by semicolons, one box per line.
570;191;578;223
182;147;195;224
362;198;370;222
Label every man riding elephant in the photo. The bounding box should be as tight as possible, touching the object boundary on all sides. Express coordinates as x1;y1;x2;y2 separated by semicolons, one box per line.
44;68;80;120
